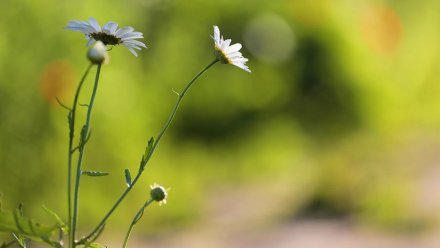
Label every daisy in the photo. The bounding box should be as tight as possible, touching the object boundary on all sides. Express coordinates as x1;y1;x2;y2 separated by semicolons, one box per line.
66;18;147;56
212;25;251;72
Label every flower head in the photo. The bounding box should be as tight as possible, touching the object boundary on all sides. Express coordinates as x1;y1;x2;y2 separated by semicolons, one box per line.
87;41;109;64
150;183;169;206
66;18;147;56
212;25;250;72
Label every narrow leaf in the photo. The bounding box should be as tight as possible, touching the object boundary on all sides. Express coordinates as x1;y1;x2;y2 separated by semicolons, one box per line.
41;206;67;233
87;242;107;248
145;137;154;158
124;169;132;188
81;171;109;177
139;137;154;172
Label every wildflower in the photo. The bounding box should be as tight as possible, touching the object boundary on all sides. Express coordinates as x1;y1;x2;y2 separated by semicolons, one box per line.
66;18;147;56
150;183;168;206
87;41;109;64
212;25;251;72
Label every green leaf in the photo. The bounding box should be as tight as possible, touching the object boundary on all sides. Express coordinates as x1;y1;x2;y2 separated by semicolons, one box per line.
124;169;132;188
145;137;154;158
41;206;67;233
87;242;107;248
82;171;109;177
12;233;28;248
0;208;58;245
139;137;154;172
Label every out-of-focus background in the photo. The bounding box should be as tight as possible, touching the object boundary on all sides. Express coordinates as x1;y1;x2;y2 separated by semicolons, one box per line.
1;0;440;247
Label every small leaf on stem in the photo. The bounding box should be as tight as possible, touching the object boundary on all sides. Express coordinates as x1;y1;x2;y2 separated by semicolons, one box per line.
139;137;154;172
81;171;109;177
146;137;154;157
124;169;132;188
41;206;67;234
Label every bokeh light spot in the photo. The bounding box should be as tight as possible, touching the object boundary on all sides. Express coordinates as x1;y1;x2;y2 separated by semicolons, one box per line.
360;3;403;54
244;13;296;64
39;60;74;105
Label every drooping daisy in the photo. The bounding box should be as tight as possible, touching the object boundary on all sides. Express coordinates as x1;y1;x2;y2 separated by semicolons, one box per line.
212;25;251;72
66;18;147;56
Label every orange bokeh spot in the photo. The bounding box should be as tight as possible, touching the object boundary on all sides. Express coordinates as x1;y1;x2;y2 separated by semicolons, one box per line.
39;60;75;105
361;3;403;54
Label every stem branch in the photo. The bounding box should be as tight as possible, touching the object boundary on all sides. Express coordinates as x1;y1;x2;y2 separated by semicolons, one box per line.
79;59;219;243
67;63;92;246
70;64;102;247
122;199;154;248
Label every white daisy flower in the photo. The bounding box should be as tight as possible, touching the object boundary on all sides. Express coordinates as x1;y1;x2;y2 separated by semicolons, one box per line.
65;18;147;56
212;25;251;72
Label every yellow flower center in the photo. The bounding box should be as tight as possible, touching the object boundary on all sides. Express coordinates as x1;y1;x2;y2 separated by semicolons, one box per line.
214;46;231;64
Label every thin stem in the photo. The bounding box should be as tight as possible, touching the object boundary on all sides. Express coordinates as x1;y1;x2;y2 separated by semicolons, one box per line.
70;64;102;247
122;199;154;248
79;59;219;243
67;63;93;247
152;59;219;152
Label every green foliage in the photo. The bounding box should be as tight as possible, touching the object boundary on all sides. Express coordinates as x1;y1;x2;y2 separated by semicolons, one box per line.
0;207;60;247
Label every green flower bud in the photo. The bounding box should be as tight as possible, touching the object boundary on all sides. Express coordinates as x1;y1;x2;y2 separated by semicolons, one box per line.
87;41;109;64
150;183;168;206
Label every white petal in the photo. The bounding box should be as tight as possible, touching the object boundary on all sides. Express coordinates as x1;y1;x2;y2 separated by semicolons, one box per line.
86;38;96;46
225;43;242;53
115;26;135;37
233;63;251;72
123;39;147;48
124;44;142;50
103;21;118;34
120;31;144;40
88;18;101;32
226;51;243;59
231;57;248;63
127;47;138;56
213;25;220;43
222;39;232;49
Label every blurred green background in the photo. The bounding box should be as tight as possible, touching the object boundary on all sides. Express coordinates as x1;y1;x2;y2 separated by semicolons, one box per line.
1;0;440;246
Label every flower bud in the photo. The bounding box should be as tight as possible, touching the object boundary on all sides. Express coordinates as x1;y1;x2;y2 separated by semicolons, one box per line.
87;41;109;64
150;183;168;206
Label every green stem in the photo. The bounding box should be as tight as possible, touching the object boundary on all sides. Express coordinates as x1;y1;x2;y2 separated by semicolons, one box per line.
79;59;219;243
67;63;92;247
122;199;154;248
70;64;102;247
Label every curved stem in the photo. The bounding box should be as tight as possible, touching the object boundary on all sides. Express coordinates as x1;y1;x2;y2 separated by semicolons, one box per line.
80;59;219;243
152;59;219;152
67;63;92;247
70;64;102;247
122;199;154;248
